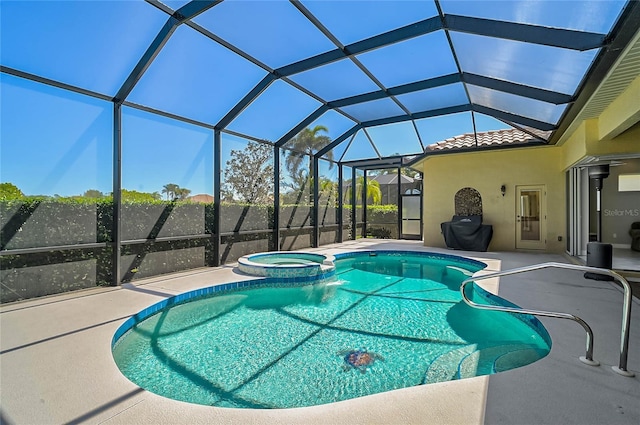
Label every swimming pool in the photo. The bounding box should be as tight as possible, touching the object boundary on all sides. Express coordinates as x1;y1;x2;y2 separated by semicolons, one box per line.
112;251;551;409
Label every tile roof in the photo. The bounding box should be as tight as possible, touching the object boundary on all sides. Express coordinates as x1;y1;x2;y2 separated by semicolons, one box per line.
371;173;414;185
426;128;546;151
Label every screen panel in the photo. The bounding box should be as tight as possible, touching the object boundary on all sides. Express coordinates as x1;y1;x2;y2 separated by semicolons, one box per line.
341;130;379;162
356;32;458;88
366;122;423;157
318;159;340;245
128;26;266;126
415;112;476;148
440;0;626;33
220;133;274;262
279;147;313;251
300;0;439;45
468;85;565;125
120;106;214;279
396;83;469;114
338;98;405;123
282;111;356;160
288;58;380;101
227;80;322;142
0;74;114;300
1;0;168;96
194;0;335;69
452;32;599;95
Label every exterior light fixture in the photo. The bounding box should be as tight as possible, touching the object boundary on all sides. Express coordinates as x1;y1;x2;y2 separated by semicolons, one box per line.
500;185;506;196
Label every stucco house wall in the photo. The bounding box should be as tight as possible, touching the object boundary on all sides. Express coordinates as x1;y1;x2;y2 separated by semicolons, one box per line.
420;146;566;252
561;120;640;170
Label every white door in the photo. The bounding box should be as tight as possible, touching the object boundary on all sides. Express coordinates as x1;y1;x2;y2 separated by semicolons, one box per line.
516;185;546;250
401;194;422;240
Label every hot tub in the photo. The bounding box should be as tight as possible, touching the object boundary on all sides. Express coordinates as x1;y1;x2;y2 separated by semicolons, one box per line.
237;251;336;278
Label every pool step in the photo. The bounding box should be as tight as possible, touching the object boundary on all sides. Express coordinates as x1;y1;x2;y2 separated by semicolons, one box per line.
424;343;547;384
424;345;478;384
457;344;547;379
493;347;548;373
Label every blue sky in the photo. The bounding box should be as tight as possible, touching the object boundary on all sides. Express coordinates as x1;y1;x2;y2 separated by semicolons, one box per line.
0;0;626;197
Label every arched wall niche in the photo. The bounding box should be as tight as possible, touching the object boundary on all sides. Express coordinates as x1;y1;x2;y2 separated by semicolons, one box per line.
454;187;483;216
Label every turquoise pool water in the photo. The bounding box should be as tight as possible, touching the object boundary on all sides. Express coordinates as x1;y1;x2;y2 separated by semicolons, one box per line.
248;252;326;265
112;251;551;409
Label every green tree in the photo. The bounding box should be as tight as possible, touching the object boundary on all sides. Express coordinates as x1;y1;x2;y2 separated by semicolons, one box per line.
162;183;180;201
174;187;191;201
281;168;311;204
283;125;335;205
319;177;337;205
222;141;273;204
160;184;190;201
121;189;162;202
282;174;337;205
0;182;24;199
345;176;382;205
317;177;338;225
285;125;333;177
83;189;105;198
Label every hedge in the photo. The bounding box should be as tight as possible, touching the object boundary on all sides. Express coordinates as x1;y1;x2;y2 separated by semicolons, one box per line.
0;199;399;303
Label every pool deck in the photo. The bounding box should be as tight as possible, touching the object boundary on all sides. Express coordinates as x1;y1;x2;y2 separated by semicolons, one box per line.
1;240;639;425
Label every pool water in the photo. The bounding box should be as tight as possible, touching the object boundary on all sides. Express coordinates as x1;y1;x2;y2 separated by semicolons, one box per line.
248;252;325;265
112;252;551;409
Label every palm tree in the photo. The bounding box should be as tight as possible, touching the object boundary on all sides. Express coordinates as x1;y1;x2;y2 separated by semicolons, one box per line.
174;187;191;201
162;183;179;201
345;176;382;205
319;178;337;202
162;183;191;201
284;125;334;205
285;125;333;178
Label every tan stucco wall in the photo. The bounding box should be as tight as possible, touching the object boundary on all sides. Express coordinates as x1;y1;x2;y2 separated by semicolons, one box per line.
420;146;566;252
562;120;640;170
587;121;640;158
560;74;640;170
561;121;591;169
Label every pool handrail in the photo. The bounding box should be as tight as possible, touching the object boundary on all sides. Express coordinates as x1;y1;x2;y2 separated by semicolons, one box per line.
460;262;634;377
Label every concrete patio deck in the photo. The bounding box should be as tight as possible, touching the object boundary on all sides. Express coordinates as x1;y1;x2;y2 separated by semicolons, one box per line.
1;240;638;425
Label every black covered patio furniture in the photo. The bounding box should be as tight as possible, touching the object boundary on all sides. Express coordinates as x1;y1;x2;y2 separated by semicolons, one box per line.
441;215;493;252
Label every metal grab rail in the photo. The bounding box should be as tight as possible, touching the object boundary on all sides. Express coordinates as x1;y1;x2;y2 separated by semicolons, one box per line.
460;262;634;377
